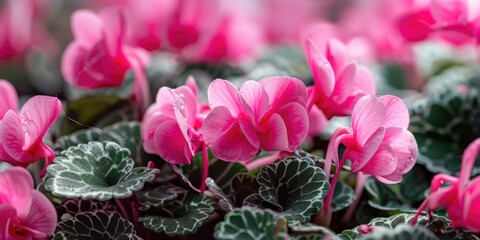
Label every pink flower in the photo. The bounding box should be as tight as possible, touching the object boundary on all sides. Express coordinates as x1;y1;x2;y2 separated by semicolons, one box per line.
61;8;151;111
325;95;418;184
0;86;61;174
142;77;207;164
305;37;376;119
201;77;308;162
398;0;480;45
412;138;480;232
0;167;57;239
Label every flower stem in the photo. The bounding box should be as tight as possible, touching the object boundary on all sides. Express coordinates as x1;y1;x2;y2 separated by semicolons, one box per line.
245;152;281;170
410;198;429;225
200;143;209;193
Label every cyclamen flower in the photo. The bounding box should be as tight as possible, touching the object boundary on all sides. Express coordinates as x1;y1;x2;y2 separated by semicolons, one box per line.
202;77;308;162
0;80;61;174
305;37;376;119
412;138;480;232
326;95;418;183
0;167;57;239
61;8;151;111
398;0;480;44
142;77;208;164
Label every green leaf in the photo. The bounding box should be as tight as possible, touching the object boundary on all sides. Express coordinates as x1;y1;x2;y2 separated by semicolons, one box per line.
44;141;158;200
332;180;356;212
54;121;152;166
289;221;339;239
214;207;289;240
364;178;416;212
206;173;260;212
396;165;431;203
410;89;480;175
136;183;185;210
359;224;439;240
256;156;330;222
140;191;216;237
54;210;141;240
62;96;137;135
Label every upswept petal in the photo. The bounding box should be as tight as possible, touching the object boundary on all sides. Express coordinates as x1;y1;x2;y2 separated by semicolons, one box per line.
352;66;376;96
397;9;435;42
351;95;386;147
331;63;355;104
305;39;335;97
0;110;30;162
142;113;173;153
0;80;18;119
0;167;33;219
19;96;61;150
351;127;385;172
209;121;258;162
100;7;125;57
431;0;467;23
208;79;250;118
326;39;349;74
379;95;410;129
463;178;480;231
185;75;199;99
275;102;309;151
459;138;480;189
258;113;288;151
71;10;102;45
359;144;397;180
153;120;191;164
239;80;268;122
259;76;307;110
22;191;56;238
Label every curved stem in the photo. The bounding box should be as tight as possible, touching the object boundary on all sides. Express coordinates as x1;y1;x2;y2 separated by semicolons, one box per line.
245;152;281;170
342;172;368;222
200;143;209;193
410;198;429;225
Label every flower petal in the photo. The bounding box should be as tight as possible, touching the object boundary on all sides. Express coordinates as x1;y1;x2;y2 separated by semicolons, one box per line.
239;80;268;122
0;80;18;119
208;79;250;118
202;106;237;146
351;95;386;147
379;95;410;129
19;96;61;150
459;138;480;189
154;120;191;164
276;102;309;151
382;127;418;177
258;113;288;151
350;127;385;172
260;76;307;110
0;167;33;219
0;110;29;162
0;205;16;236
305;39;335;97
71;10;102;45
210;121;259;162
22;191;56;238
361;144;398;181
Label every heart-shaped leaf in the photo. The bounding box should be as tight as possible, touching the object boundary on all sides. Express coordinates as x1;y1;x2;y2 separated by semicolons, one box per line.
256;156;330;222
136;183;185;210
139;191;216;237
359;224;439;240
206;173;260;212
53;210;141;240
54;121;151;166
409;89;480;175
56;199;117;221
62;96;137;135
332;180;356;212
44;141;158;200
214;207;289;240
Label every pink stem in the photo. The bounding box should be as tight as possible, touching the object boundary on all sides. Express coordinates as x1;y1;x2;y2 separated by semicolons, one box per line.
342;172;368;222
200;143;209;193
410;198;429;225
245;152;281;170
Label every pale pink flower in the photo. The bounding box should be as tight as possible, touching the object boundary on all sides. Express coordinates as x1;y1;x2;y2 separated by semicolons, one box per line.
0;167;57;239
61;8;151;111
412;138;480;232
305;37;376;119
202;77;308;162
0;80;17;119
0;91;61;174
142;77;207;164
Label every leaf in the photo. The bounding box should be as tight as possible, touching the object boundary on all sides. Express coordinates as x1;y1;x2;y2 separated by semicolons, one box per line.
62;96;137;135
136;183;185;210
332;180;356;212
396;165;431;203
206;173;260;212
54;121;157;166
289;221;339;239
53;210;141;240
44;141;158;200
214;207;289;240
139;191;216;237
56;199;117;221
410;89;480;175
364;178;416;212
359;224;439;240
256;156;330;222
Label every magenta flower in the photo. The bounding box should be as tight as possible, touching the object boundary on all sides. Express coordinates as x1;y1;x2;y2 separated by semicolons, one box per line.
201;77;308;162
305;37;376;119
412;138;480;232
0;83;61;174
398;0;480;45
0;167;57;239
142;77;207;165
61;8;151;111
